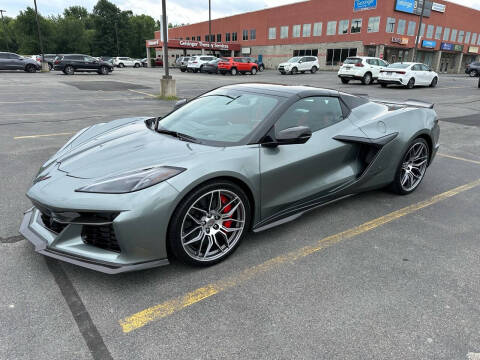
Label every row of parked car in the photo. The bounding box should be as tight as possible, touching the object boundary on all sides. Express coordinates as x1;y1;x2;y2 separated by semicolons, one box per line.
176;55;265;75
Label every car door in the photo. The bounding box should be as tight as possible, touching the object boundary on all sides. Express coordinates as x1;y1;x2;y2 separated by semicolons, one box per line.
82;56;98;71
366;59;379;78
8;53;25;69
0;53;9;70
298;57;308;71
259;96;366;220
421;64;434;84
410;64;423;84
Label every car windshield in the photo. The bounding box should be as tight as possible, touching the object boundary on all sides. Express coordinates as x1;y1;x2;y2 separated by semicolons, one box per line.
287;57;302;63
344;58;362;64
388;63;410;69
158;90;282;144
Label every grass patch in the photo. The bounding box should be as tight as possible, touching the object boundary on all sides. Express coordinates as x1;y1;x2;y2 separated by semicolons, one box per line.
155;95;179;101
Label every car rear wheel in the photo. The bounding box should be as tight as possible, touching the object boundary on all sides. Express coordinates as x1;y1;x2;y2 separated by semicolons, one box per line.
290;67;298;75
406;78;415;89
251;67;257;75
259;65;264;72
362;72;372;85
48;63;53;71
168;181;251;266
311;66;318;74
341;78;349;84
180;68;186;72
391;138;429;195
118;63;124;68
99;66;109;75
469;70;478;77
429;77;438;88
199;65;204;73
25;64;36;73
64;65;74;75
230;67;237;75
134;63;140;68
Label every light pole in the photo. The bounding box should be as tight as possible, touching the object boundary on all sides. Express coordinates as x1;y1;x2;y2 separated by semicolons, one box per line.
412;0;427;62
208;0;212;55
160;0;176;98
0;10;9;51
33;0;49;71
114;20;120;56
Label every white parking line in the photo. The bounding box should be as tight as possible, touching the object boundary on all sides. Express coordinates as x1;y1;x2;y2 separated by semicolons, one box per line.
128;89;156;97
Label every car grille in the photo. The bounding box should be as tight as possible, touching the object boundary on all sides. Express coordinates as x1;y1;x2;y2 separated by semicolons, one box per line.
82;224;121;253
278;66;285;71
41;213;68;233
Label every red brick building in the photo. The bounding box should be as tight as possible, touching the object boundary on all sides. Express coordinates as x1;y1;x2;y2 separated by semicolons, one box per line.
147;0;480;72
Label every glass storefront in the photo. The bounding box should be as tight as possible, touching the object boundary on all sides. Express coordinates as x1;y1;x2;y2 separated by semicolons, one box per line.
384;47;410;63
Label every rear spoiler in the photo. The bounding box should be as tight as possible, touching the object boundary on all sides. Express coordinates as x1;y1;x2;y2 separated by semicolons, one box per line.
371;98;434;109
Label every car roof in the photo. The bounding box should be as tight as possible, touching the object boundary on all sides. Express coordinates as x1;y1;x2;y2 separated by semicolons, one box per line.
218;83;339;98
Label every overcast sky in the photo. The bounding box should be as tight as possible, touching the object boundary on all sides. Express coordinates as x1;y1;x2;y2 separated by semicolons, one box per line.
2;0;480;24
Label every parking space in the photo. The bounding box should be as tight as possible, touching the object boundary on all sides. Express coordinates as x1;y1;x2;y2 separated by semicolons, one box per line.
1;67;480;360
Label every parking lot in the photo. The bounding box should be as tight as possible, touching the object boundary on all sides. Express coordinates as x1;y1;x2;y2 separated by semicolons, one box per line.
1;67;480;360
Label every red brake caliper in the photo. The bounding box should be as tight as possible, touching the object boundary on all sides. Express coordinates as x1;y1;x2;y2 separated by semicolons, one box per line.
220;194;232;228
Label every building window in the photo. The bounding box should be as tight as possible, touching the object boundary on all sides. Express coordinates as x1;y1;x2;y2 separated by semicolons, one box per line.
217;34;221;42
197;36;200;41
327;21;337;35
250;29;256;40
326;48;357;66
397;19;406;35
292;24;301;38
226;33;230;42
465;32;471;44
451;29;457;42
434;26;442;40
478;34;480;45
458;30;464;43
303;24;311;37
472;33;477;45
426;25;434;39
407;21;416;36
313;22;322;36
242;29;248;40
268;27;276;40
351;18;362;33
338;20;349;34
367;17;380;33
443;27;450;41
280;26;288;39
232;32;237;41
186;37;189;40
386;17;395;33
293;49;319;57
205;35;208;41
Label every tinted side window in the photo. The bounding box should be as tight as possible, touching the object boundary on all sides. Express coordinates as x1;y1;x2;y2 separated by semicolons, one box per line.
276;97;344;134
8;53;20;59
412;64;421;71
421;64;430;71
0;53;9;59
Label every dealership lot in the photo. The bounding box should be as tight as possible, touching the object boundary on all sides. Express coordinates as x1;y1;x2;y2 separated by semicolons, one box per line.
1;68;480;360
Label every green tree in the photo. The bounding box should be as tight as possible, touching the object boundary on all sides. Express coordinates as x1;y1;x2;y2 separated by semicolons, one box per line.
13;7;55;54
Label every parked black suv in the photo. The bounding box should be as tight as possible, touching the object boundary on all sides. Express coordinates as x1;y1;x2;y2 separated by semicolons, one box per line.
0;52;40;72
465;62;480;77
54;54;113;75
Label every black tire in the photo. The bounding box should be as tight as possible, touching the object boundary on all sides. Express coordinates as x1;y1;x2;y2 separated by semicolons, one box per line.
168;180;251;266
390;138;430;195
118;63;124;68
290;67;298;75
25;64;36;73
469;69;478;77
48;63;53;71
311;66;318;74
199;65;204;73
180;68;186;72
406;78;415;89
230;67;237;75
361;72;372;85
193;68;198;73
301;71;305;74
340;78;349;84
99;66;109;75
259;65;264;72
380;83;388;88
280;72;286;75
64;65;74;75
429;77;438;88
251;67;257;75
134;63;140;68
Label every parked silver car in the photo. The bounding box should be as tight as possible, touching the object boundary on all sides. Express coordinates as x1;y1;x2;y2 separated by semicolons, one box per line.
0;52;40;72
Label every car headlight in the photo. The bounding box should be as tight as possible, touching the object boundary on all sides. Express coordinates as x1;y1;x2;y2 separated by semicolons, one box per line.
76;166;185;194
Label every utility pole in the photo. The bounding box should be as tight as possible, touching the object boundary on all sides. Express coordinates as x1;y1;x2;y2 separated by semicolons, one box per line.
412;0;427;62
208;0;212;55
33;0;49;71
0;10;9;51
160;0;176;98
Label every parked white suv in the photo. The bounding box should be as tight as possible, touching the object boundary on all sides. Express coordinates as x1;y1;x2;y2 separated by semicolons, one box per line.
337;56;388;85
187;56;216;73
278;56;319;75
113;57;142;68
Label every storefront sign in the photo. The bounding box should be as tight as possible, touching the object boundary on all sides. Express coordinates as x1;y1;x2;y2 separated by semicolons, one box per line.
440;42;454;51
146;40;159;47
391;37;409;45
468;46;479;53
241;47;251;54
422;40;437;48
146;38;241;51
454;44;464;52
354;0;377;11
395;0;431;17
432;2;446;12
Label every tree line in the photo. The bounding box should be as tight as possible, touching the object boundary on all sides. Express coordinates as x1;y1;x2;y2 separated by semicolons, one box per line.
0;0;164;58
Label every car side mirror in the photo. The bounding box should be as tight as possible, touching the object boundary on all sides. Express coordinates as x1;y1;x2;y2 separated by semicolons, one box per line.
174;99;187;110
276;126;312;145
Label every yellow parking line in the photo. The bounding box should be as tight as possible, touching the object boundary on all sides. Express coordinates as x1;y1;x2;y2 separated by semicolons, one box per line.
14;132;74;140
128;89;156;97
119;178;480;333
437;153;480;165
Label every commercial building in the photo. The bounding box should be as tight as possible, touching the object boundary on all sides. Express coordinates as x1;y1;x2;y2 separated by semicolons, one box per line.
146;0;480;73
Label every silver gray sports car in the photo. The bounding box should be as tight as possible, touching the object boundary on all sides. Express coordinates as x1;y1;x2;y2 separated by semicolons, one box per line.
21;83;440;273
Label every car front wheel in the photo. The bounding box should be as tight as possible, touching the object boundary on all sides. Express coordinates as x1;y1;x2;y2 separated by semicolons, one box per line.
406;78;415;89
64;65;74;75
362;72;372;85
168;181;251;266
230;67;237;75
391;138;430;195
341;78;349;84
290;67;298;75
25;64;36;73
251;67;257;75
429;77;438;87
99;66;109;75
469;70;478;77
259;65;264;72
311;66;318;74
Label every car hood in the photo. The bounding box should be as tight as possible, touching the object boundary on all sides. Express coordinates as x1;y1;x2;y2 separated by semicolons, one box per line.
50;117;218;179
278;62;292;67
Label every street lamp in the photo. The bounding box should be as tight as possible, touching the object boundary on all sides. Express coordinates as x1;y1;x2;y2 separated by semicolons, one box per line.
33;0;49;72
160;0;176;98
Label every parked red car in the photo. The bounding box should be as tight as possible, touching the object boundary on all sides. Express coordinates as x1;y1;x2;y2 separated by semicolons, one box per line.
218;57;258;75
154;57;163;67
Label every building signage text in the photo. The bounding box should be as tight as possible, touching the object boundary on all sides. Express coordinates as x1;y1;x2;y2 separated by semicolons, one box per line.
431;2;446;12
391;37;409;45
422;40;437;48
468;46;479;53
179;40;229;50
354;0;377;11
395;0;432;17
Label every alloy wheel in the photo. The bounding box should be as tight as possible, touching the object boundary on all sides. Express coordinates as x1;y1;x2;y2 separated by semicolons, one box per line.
180;189;246;262
400;142;428;192
469;70;478;77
